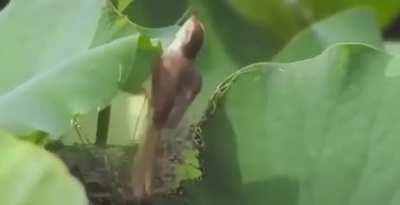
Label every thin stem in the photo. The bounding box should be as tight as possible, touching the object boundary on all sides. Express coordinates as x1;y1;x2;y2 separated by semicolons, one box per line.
72;116;91;144
96;106;112;147
175;7;192;26
74;124;89;144
131;94;148;141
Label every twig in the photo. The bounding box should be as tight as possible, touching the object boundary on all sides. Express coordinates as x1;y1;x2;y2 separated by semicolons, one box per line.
175;7;193;26
131;93;148;141
96;106;112;147
72;116;91;144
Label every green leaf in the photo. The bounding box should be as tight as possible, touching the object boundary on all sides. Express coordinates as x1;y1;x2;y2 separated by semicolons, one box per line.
227;0;400;39
385;42;400;55
274;8;383;62
124;0;187;27
0;131;87;205
0;0;159;138
111;0;133;11
91;1;140;47
303;0;400;27
189;7;383;125
0;0;104;94
186;5;383;122
176;149;202;182
227;0;308;39
190;0;283;66
194;43;400;205
18;130;50;146
0;35;146;138
92;1;178;47
120;36;161;94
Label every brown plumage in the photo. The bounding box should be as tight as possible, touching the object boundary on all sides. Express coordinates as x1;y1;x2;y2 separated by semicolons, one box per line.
132;15;204;201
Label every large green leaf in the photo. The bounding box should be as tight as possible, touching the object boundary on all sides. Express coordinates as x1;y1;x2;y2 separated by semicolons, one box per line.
189;7;383;124
181;44;400;205
0;0;104;94
0;35;146;137
0;131;87;205
0;0;159;138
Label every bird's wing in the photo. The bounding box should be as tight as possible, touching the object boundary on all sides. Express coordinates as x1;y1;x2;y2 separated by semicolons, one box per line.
151;59;179;129
165;67;202;128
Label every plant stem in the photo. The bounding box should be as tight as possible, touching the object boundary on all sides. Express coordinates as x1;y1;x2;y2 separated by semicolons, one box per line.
132;94;147;140
175;7;192;26
95;105;111;147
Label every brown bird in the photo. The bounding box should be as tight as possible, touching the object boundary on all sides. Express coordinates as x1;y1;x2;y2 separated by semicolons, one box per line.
131;15;204;201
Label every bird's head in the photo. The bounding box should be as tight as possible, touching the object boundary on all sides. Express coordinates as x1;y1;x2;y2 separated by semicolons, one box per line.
168;14;205;60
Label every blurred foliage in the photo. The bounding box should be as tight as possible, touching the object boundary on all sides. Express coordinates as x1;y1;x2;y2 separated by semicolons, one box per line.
385;16;400;39
124;0;187;27
227;0;400;39
386;41;400;54
111;0;132;11
18;130;49;146
274;8;382;62
0;0;8;10
0;131;87;205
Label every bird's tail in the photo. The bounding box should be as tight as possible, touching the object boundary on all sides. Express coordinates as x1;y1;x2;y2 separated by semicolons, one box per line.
131;121;161;200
